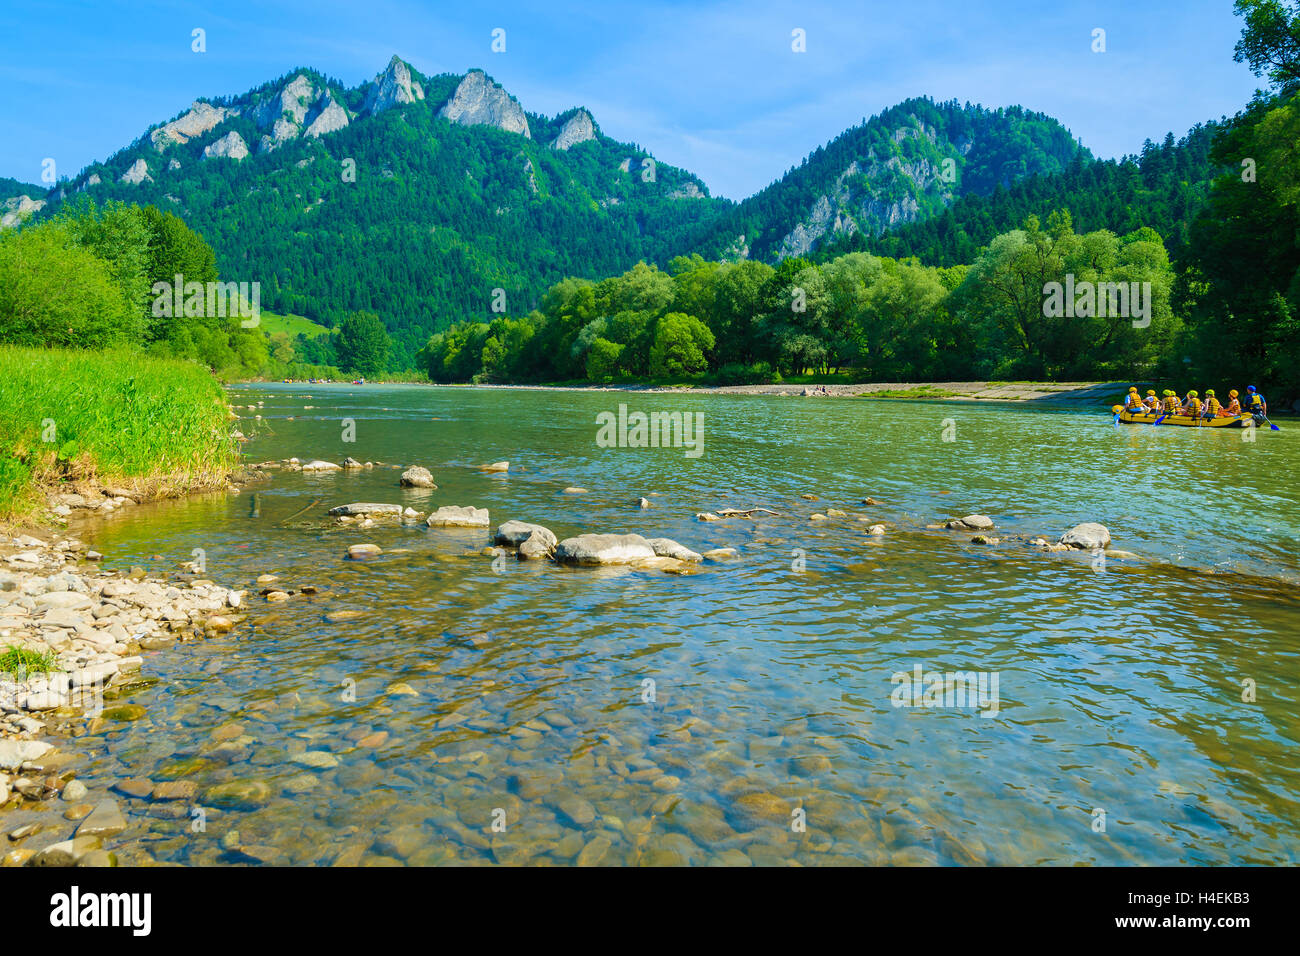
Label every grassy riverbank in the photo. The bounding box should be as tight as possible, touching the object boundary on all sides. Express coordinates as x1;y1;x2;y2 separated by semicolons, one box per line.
0;346;238;521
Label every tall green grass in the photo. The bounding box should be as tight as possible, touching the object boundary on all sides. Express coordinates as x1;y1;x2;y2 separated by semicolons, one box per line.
0;346;238;519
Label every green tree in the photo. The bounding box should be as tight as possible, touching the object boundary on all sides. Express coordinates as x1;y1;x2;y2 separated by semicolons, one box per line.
648;312;714;377
335;311;391;376
1233;0;1300;92
585;337;625;381
0;222;137;348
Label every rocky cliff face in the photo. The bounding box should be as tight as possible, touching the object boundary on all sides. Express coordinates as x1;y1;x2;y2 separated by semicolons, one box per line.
438;70;530;138
203;131;250;161
363;55;425;115
251;74;352;152
119;158;152;184
305;93;349;138
774;118;959;258
151;102;239;150
0;195;45;229
551;109;595;150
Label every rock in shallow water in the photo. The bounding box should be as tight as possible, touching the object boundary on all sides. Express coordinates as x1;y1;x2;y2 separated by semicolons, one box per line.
494;521;556;549
204;779;272;810
426;505;489;528
76;799;126;838
947;514;993;530
1059;522;1111;550
644;538;702;562
399;466;435;488
328;502;405;517
518;531;554;560
554;534;655;565
0;740;53;771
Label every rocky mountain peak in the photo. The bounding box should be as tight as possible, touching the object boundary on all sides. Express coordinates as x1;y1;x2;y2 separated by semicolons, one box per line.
363;55;425;116
438;70;530;139
550;109;596;150
253;73;351;152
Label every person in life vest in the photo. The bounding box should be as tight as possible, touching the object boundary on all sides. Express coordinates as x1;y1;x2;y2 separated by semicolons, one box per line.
1220;389;1241;416
1124;387;1146;412
1163;390;1181;415
1143;389;1160;412
1201;389;1221;418
1181;390;1200;415
1246;386;1267;417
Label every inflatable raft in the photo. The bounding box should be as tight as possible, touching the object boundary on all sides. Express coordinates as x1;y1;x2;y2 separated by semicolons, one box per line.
1114;407;1257;428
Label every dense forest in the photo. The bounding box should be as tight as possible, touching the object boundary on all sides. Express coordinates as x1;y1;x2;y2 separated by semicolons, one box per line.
417;213;1177;385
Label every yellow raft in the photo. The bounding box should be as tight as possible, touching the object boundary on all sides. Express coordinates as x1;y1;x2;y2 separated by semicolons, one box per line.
1114;407;1255;428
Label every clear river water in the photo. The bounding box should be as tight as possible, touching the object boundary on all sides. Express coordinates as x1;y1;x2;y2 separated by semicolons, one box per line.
61;384;1300;865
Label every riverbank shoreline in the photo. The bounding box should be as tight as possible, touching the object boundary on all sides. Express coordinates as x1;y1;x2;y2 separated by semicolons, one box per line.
0;527;248;866
238;378;1133;404
0;347;243;524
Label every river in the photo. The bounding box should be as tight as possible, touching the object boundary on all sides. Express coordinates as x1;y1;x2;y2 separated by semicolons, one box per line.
67;384;1300;865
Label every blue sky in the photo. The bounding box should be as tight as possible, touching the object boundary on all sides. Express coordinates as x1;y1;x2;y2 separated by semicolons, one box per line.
0;0;1264;199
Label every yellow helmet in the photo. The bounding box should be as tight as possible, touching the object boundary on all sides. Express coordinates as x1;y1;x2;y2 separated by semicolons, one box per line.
1129;386;1138;393
1206;389;1215;396
1189;390;1198;397
1230;389;1238;397
1145;390;1154;396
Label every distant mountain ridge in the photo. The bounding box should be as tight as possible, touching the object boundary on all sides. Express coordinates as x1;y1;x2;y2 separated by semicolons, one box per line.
6;58;1096;367
686;97;1091;263
16;56;720;366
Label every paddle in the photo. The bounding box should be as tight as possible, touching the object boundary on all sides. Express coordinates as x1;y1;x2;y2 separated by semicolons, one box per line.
1262;413;1281;431
1152;414;1167;426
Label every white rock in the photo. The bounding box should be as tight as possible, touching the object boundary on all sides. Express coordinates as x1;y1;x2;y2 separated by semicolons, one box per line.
399;466;435;488
0;739;53;770
363;55;426;114
302;459;342;472
551;109;596;150
554;533;655;566
151;101;239;149
438;70;530;138
202;130;250;161
426;506;490;528
119;157;152;184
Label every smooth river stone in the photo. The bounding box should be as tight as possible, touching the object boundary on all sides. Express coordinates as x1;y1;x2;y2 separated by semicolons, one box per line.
76;799;127;838
553;534;655;565
426;506;490;528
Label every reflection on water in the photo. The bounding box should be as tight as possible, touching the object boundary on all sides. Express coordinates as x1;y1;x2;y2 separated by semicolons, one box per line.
62;385;1300;864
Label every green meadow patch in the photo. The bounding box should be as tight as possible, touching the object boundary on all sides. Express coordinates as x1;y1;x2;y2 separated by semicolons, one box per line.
0;346;238;519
